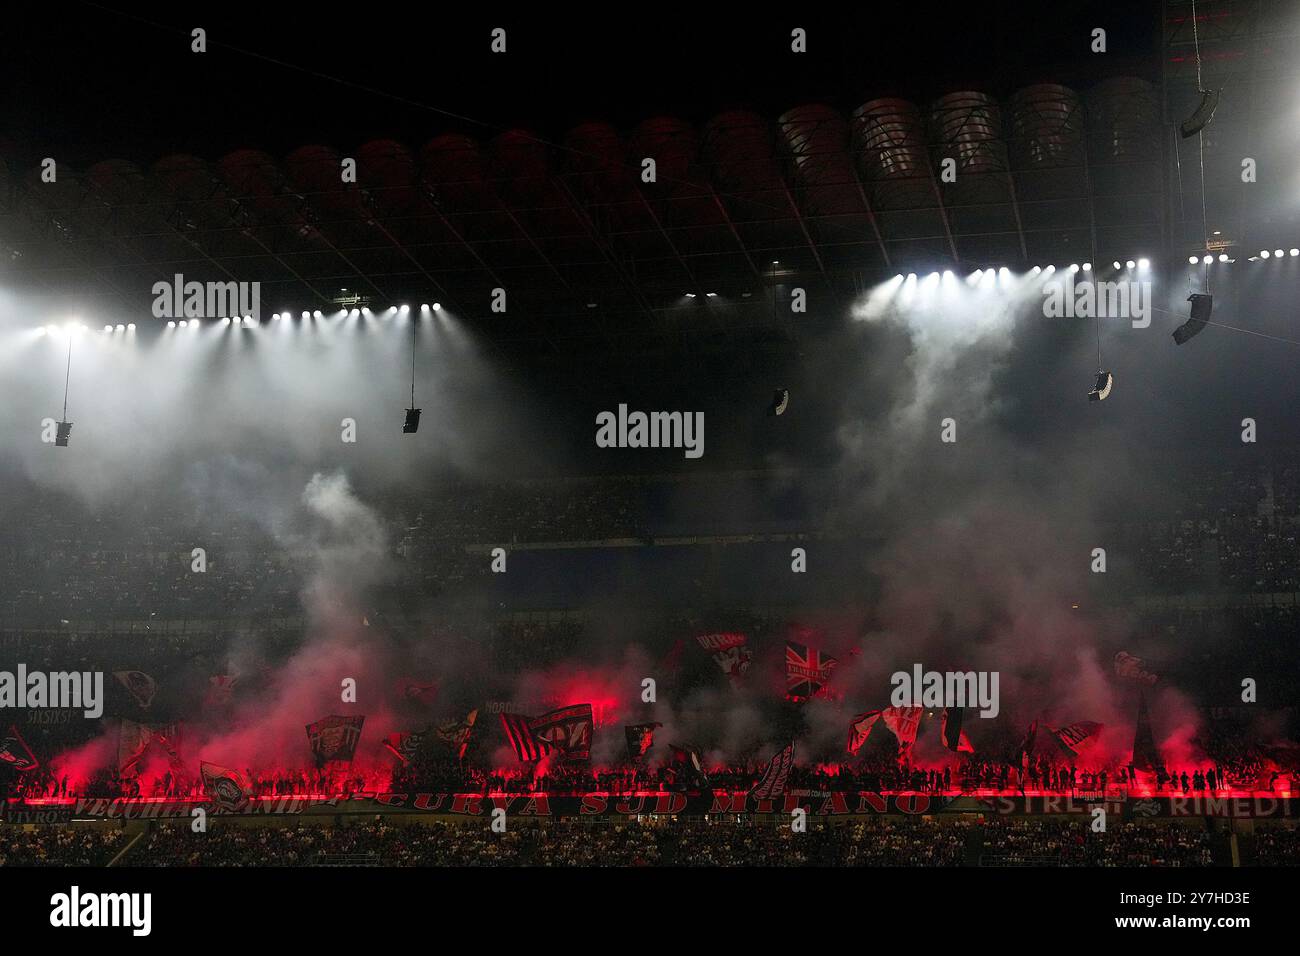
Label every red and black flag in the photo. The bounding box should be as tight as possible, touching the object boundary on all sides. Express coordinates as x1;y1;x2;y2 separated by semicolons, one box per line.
200;761;251;811
118;719;184;775
114;671;157;709
530;704;594;761
382;730;428;764
1050;721;1103;756
696;633;752;686
941;707;975;753
882;706;923;762
0;725;38;772
306;715;365;767
785;641;838;700
847;710;882;755
500;712;545;762
624;722;662;761
436;709;478;759
1131;693;1160;771
668;743;708;788
751;742;795;800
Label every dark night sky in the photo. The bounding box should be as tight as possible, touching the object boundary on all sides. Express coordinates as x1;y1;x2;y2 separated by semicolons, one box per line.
3;2;1159;165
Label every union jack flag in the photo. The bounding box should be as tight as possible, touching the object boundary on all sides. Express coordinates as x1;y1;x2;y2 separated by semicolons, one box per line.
785;641;838;699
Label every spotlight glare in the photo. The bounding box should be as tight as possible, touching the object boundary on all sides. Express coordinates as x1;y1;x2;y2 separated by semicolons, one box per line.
301;311;310;319
1189;256;1199;264
167;321;175;328
1203;255;1213;265
1291;249;1299;257
1275;249;1285;258
1082;262;1091;272
1219;254;1228;262
1112;260;1122;270
104;325;113;332
179;320;188;327
1137;258;1149;270
115;324;125;331
1261;250;1271;258
1069;263;1079;272
127;323;135;330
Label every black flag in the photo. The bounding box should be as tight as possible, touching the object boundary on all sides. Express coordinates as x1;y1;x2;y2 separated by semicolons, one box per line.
1132;693;1160;771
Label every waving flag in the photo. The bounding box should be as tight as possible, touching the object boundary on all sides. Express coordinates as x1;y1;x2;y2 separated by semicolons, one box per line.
1131;694;1160;771
500;712;544;762
1050;721;1103;756
941;707;975;753
668;744;708;788
751;742;795;799
696;633;752;686
200;762;251;811
118;719;184;775
382;730;428;764
306;715;365;767
530;704;594;761
436;709;478;759
625;722;662;761
847;710;882;755
114;671;157;709
785;641;838;699
0;725;38;772
882;707;923;761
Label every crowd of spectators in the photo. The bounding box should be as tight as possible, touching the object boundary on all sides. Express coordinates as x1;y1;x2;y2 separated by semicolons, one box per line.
0;827;128;866
1;816;1278;867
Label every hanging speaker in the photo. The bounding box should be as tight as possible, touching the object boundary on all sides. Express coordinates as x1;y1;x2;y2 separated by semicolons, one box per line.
403;408;421;434
55;421;72;447
1173;293;1213;345
1180;89;1220;138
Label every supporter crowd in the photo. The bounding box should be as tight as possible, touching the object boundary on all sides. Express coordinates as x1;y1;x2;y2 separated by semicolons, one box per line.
0;817;1278;867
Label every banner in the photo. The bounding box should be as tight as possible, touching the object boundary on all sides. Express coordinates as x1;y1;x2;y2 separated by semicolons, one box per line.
785;641;838;699
306;715;365;767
